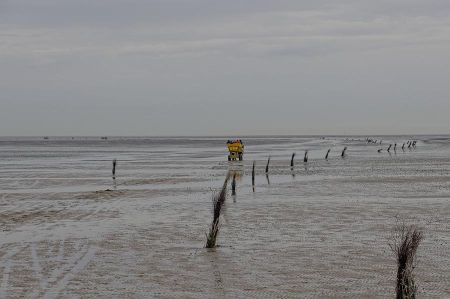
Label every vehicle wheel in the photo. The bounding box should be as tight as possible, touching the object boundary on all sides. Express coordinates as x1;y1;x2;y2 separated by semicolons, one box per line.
238;154;243;161
228;155;231;161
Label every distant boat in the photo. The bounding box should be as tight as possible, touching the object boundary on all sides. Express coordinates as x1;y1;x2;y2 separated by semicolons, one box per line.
43;136;49;140
101;136;108;140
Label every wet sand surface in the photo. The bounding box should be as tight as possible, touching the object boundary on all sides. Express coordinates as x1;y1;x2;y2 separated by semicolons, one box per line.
0;136;450;298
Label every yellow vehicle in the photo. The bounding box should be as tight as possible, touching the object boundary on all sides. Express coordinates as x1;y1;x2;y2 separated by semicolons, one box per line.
227;140;244;161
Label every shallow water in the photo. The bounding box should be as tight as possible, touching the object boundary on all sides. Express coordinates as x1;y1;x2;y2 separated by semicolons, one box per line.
0;136;450;298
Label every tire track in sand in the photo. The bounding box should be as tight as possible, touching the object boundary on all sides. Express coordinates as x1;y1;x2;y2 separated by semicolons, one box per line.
40;246;97;299
0;245;27;298
25;240;96;299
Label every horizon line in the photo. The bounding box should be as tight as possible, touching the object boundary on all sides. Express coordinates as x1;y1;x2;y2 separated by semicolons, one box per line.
1;133;449;138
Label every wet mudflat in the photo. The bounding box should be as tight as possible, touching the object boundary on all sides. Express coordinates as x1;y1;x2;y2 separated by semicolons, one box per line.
0;136;449;298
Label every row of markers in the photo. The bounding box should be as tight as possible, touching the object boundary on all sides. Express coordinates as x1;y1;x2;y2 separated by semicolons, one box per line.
274;139;418;168
260;139;419;175
243;140;418;193
376;140;417;153
289;146;348;165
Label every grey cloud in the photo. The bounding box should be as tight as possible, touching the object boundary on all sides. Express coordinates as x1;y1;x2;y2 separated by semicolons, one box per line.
1;0;450;135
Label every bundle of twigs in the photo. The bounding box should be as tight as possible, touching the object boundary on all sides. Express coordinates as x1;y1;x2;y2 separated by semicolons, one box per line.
265;156;270;174
389;224;424;299
205;175;230;248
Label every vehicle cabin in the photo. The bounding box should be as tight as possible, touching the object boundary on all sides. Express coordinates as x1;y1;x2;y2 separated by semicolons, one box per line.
226;139;244;161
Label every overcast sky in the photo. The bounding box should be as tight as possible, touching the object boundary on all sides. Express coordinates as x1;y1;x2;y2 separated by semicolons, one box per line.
1;0;450;136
